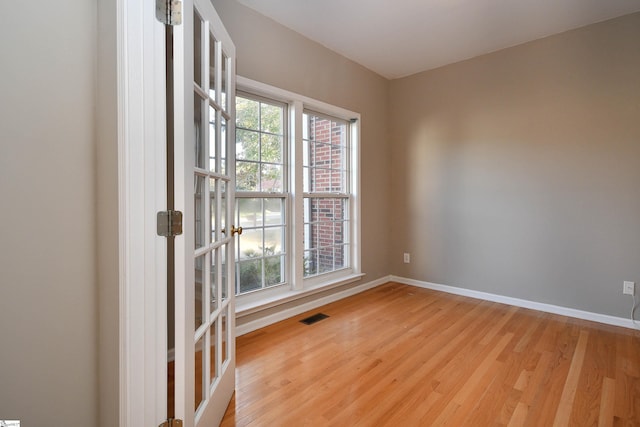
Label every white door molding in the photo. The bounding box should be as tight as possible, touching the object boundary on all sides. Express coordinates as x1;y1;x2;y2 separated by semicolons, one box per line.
117;0;168;426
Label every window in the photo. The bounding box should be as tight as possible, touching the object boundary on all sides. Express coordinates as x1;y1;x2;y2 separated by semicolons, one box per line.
234;94;287;294
303;113;350;277
235;78;361;301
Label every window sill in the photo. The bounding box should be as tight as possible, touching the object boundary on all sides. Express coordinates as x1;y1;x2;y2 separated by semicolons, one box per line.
236;273;365;318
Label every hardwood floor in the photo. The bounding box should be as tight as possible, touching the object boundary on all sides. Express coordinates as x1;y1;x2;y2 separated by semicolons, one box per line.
221;282;640;426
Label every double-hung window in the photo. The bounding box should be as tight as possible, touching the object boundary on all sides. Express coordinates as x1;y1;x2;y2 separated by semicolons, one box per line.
235;78;361;303
235;93;287;294
302;112;350;278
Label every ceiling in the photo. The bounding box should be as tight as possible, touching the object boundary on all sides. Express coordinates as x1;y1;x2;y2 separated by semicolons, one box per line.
237;0;640;79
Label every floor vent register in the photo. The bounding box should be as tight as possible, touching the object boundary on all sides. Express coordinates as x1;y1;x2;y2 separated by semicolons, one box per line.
299;313;330;325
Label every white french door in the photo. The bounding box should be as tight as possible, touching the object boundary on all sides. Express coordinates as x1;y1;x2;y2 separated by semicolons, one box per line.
172;0;236;425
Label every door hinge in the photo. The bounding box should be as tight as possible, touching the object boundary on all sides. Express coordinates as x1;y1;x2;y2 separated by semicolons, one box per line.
159;419;183;427
157;210;183;237
156;0;182;26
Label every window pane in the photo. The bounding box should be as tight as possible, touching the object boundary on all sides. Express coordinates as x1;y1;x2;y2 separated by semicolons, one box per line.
303;113;310;139
310;116;331;144
261;164;282;192
264;227;283;256
331;144;344;169
334;198;346;221
194;176;205;249
236;97;259;130
304;113;348;198
264;255;284;287
238;198;262;229
235;198;286;292
304;250;317;277
194;96;205;169
209;321;217;386
264;198;284;226
221;244;228;301
220;181;227;237
236;161;259;191
331;170;345;192
303;198;311;224
313;143;331;168
195;334;205;411
195;255;205;331
209;249;220;313
334;221;347;245
304;222;317;249
261;102;283;135
221;52;229;110
208;106;216;171
335;245;346;270
238;259;261;293
302;196;349;277
312;167;331;192
193;11;202;88
221;308;229;364
261;134;282;163
220;116;227;175
303;167;310;193
210;249;217;313
239;228;262;260
208;34;216;99
209;178;216;243
303;223;312;250
236;129;259;161
307;198;342;224
318;246;334;274
318;222;333;248
331;121;345;146
303;138;310;167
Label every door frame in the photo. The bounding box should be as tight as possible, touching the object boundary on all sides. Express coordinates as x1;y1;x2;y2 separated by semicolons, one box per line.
117;0;169;426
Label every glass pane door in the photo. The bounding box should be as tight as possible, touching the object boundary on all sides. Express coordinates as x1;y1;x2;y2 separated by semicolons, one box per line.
171;0;236;425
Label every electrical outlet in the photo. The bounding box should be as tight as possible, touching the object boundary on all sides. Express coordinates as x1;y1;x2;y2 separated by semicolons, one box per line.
623;281;635;296
403;253;410;263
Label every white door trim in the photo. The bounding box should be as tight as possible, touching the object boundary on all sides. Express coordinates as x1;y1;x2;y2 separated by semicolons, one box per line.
117;0;168;426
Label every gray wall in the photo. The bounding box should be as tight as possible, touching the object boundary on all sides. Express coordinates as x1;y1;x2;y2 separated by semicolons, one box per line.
97;0;120;425
0;1;98;426
390;12;640;318
212;0;392;284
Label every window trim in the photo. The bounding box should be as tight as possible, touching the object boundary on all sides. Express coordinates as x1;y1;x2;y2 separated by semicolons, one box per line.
235;76;361;309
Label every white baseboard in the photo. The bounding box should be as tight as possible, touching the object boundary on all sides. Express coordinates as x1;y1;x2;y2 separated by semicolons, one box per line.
235;275;392;336
390;275;638;331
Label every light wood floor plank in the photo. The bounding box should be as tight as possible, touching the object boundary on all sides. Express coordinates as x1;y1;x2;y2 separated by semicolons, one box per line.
508;402;529;427
221;282;640;426
553;330;589;426
479;306;518;345
598;377;615;427
453;333;513;405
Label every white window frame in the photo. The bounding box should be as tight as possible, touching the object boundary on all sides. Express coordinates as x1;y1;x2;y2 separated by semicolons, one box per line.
235;91;289;295
301;110;352;283
235;76;362;313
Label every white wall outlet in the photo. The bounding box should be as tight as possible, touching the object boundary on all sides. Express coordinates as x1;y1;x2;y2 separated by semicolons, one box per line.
623;281;635;296
403;253;410;263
